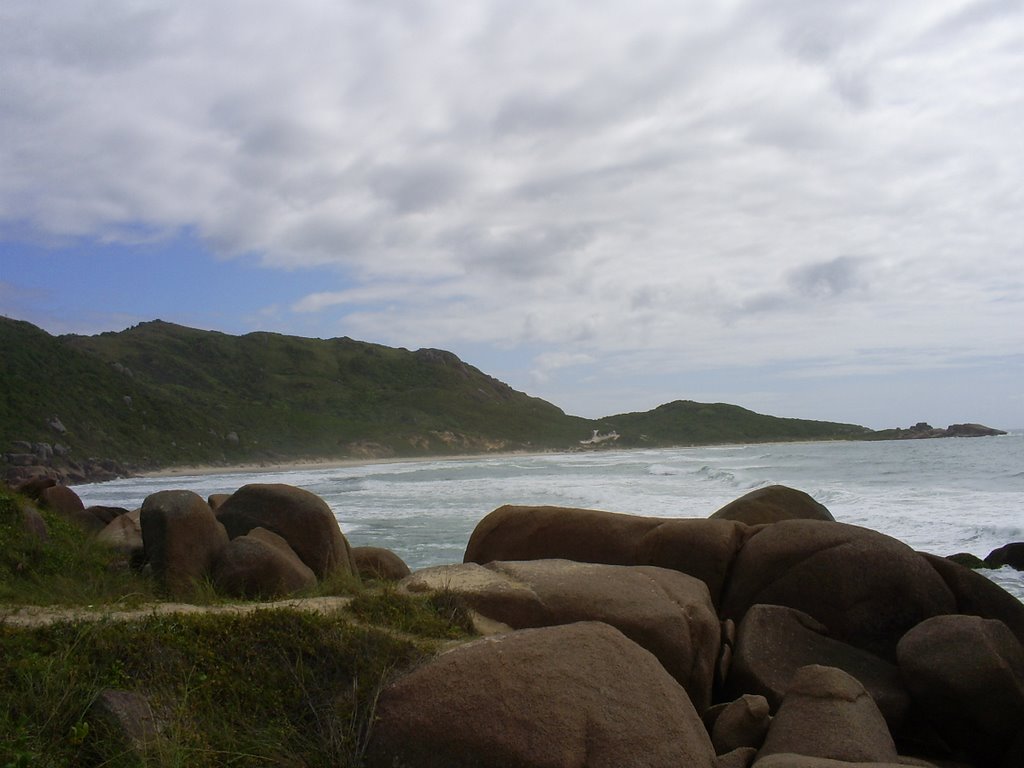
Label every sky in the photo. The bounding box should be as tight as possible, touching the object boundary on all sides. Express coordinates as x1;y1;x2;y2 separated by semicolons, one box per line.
2;1;1022;430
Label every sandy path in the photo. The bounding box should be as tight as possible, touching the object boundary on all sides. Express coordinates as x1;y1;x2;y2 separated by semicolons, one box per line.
0;596;353;628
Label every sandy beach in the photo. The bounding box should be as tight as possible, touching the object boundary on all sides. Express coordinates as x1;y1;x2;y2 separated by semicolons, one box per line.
137;450;560;479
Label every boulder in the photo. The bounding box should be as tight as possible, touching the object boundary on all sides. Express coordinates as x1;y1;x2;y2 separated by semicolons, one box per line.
725;604;910;730
403;559;720;710
88;689;163;757
97;509;143;562
86;505;129;525
13;475;56;499
215;484;354;579
945;552;985;568
710;484;834;526
213;527;317;598
921;552;1024;646
712;694;772;754
19;502;48;542
720;520;956;660
757;665;899;763
897;614;1024;763
986;542;1024;571
207;493;231;511
364;621;718;768
464;504;751;604
140;490;228;596
39;485;84;516
351;546;411;581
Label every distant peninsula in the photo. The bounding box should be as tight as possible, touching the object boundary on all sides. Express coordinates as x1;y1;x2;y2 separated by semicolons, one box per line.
0;316;1006;484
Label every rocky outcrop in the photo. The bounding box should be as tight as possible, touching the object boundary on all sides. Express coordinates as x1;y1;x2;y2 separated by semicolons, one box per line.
364;621;718;768
351;546;411;581
464;504;750;604
215;483;355;580
709;484;834;526
140;490;228;596
986;542;1024;571
402;559;720;710
880;422;1006;439
3;442;129;486
720;520;956;660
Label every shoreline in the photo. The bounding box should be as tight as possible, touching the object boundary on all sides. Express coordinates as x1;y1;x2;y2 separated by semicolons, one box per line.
135;449;559;479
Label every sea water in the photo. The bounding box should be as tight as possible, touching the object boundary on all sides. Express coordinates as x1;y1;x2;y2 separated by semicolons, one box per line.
74;433;1024;601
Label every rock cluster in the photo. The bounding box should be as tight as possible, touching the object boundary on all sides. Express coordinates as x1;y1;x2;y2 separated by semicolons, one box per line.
9;476;1024;766
3;438;128;486
12;479;379;599
367;484;1024;768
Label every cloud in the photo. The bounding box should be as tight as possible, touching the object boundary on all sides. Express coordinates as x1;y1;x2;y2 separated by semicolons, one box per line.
2;0;1023;426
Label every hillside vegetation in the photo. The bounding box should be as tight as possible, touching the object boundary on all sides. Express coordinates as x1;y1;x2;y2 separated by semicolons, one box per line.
600;399;870;446
2;316;872;474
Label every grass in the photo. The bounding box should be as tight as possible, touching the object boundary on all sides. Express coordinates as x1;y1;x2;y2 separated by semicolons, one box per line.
1;611;440;767
0;485;476;766
0;489;162;607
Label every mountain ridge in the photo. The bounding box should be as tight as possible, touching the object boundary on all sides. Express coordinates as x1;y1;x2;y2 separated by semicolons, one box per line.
0;316;993;483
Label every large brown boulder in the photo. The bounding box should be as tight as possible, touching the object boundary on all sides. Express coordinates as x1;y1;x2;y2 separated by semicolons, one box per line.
720;520;956;660
403;559;720;710
364;621;718;768
215;484;354;579
140;490;228;596
897;614;1024;763
212;527;317;598
464;504;750;604
757;665;899;763
921;551;1024;646
725;604;909;730
352;546;411;581
710;484;834;526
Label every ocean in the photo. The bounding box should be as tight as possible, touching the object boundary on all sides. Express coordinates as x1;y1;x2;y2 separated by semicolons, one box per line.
73;433;1024;601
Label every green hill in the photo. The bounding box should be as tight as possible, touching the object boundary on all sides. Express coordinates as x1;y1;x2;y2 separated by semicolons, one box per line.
2;317;589;467
595;400;870;446
2;317;873;475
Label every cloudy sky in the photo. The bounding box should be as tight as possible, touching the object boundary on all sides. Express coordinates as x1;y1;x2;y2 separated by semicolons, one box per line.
2;1;1022;429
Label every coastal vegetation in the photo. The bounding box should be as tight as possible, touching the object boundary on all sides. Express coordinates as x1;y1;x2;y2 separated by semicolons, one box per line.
0;483;473;766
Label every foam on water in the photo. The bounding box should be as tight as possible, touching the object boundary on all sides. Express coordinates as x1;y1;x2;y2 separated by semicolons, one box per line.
74;434;1024;601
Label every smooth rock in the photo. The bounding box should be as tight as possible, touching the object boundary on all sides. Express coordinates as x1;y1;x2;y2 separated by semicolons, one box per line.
897;614;1024;763
757;665;899;763
710;484;834;526
713;694;772;754
364;621;718;768
464;504;751;604
141;490;228;596
721;520;956;660
352;546;411;581
216;483;355;579
726;604;910;729
403;558;720;710
212;527;317;598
